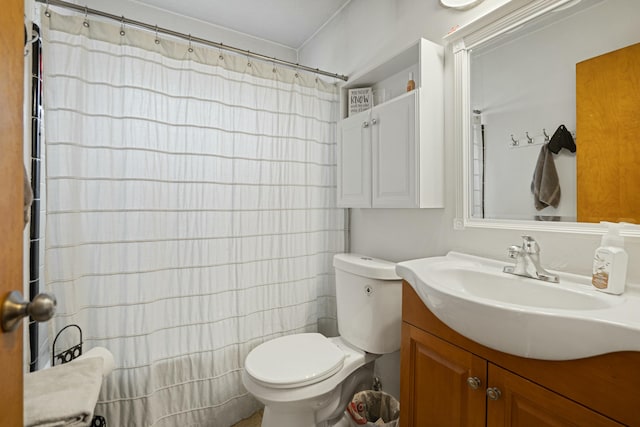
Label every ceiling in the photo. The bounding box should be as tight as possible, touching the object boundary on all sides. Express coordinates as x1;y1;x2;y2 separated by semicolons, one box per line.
134;0;351;49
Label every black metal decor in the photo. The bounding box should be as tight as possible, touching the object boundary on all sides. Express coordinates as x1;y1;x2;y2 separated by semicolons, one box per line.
91;416;107;427
52;324;83;366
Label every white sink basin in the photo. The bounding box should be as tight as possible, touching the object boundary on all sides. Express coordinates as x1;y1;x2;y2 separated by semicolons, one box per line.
396;252;640;360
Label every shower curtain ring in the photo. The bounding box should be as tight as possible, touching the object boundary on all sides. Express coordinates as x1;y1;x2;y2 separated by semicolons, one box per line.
154;25;160;44
44;0;51;17
82;6;90;27
246;51;252;67
119;16;125;36
294;63;300;78
188;34;193;53
218;43;224;60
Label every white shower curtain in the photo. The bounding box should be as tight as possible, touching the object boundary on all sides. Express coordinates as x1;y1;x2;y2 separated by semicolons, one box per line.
42;10;344;426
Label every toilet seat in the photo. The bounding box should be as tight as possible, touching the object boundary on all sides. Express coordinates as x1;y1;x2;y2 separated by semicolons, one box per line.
245;333;345;389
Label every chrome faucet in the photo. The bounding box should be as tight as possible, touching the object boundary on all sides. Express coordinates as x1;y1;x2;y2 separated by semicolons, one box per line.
503;235;559;283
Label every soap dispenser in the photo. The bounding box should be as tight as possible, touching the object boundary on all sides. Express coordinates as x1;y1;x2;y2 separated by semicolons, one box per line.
592;222;628;294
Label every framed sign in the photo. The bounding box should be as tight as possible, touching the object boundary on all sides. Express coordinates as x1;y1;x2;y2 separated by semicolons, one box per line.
348;87;372;116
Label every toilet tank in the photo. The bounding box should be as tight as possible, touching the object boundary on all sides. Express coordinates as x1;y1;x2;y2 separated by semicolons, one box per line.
333;253;402;354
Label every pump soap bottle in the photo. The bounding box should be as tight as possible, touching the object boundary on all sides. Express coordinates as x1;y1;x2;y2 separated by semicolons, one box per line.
592;222;628;294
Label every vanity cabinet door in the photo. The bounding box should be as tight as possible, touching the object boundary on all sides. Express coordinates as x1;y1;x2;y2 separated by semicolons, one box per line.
486;364;622;427
400;322;486;427
337;110;372;207
372;92;417;208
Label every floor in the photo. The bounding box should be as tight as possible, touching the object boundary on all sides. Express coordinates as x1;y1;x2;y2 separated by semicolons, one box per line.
231;409;263;427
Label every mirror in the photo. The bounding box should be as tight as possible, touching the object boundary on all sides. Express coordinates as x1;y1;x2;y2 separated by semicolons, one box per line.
446;0;640;233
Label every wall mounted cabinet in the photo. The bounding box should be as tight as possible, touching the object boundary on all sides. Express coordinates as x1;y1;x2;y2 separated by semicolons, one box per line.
337;38;444;208
400;283;639;426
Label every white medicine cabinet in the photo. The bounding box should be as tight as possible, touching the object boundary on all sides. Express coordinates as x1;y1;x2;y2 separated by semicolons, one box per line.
337;38;444;208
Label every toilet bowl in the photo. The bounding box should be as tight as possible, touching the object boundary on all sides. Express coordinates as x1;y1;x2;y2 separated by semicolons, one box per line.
242;254;402;427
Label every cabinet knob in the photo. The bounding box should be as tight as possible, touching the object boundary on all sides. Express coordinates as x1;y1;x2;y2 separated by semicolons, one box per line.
466;376;482;390
486;387;502;400
371;118;378;125
362;121;369;128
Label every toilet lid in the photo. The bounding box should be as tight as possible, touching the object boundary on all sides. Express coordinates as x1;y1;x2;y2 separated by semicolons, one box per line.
245;333;345;388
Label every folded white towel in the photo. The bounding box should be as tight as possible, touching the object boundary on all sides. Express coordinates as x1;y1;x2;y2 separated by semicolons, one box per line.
24;357;103;427
74;346;115;378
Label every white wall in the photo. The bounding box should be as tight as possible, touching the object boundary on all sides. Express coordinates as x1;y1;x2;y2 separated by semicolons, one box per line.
299;0;640;284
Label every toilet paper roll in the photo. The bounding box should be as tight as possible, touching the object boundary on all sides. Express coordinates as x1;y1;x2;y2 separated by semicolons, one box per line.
73;346;115;377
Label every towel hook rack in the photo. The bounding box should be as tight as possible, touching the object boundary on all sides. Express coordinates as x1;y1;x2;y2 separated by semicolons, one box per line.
525;132;533;144
510;134;519;146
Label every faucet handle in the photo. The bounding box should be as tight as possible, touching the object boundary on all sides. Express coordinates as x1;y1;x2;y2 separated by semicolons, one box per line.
521;235;539;254
507;245;522;259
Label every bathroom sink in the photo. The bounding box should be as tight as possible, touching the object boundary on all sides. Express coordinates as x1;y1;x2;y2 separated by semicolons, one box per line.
396;252;640;360
446;268;612;310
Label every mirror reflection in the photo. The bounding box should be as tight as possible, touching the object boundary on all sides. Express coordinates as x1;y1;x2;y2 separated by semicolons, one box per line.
469;0;640;223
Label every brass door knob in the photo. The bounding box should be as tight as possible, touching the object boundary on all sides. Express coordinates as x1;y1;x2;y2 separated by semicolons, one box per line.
1;291;56;332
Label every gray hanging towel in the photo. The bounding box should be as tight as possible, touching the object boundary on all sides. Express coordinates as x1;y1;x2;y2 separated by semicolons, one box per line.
531;143;561;210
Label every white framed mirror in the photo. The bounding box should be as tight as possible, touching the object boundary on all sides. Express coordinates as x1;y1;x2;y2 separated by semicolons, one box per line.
445;0;640;236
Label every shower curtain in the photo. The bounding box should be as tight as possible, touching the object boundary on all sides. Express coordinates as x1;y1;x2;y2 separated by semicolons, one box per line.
42;10;344;426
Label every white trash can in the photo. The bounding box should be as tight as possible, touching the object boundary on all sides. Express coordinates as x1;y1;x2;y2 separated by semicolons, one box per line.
346;390;400;426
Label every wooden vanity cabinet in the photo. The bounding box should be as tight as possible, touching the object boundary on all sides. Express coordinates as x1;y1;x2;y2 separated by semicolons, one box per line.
400;282;640;427
401;324;486;427
485;364;618;427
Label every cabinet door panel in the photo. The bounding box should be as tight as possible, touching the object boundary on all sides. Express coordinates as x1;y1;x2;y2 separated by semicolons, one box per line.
401;323;486;427
372;93;417;208
337;111;371;207
487;364;622;427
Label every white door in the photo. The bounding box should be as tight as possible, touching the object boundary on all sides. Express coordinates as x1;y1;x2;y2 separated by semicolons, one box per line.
371;92;417;208
337;110;372;208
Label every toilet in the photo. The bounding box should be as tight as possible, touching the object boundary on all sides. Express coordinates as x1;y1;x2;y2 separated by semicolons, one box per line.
242;253;402;427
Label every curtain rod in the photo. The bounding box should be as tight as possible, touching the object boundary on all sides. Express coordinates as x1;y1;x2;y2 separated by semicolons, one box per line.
36;0;349;82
